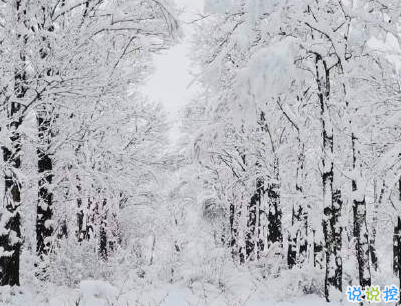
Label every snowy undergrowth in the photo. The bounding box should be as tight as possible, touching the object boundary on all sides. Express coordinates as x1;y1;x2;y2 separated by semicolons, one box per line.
3;250;345;306
4;278;340;306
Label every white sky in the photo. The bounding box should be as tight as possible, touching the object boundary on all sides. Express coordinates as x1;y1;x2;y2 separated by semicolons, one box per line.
142;0;204;121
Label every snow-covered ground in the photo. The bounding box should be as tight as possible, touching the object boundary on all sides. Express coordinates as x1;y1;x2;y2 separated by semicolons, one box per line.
4;262;347;306
4;280;344;306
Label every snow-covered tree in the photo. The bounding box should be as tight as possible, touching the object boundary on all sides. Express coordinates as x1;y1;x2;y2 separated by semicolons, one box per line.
189;0;401;301
0;0;178;285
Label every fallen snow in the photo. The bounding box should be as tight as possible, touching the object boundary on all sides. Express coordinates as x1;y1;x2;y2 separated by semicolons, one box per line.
4;279;348;306
80;280;120;306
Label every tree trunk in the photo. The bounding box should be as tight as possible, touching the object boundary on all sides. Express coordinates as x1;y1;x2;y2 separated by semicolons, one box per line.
229;200;245;264
315;55;342;300
108;212;119;252
288;139;308;268
323;189;343;289
36;3;56;259
370;179;383;272
77;199;94;242
393;180;401;293
313;229;324;269
394;217;401;276
246;178;264;261
0;0;26;287
99;199;108;260
256;178;264;258
266;157;282;248
76;178;86;241
352;134;371;289
36;109;54;257
0;110;22;285
76;179;95;242
57;219;68;239
246;191;257;260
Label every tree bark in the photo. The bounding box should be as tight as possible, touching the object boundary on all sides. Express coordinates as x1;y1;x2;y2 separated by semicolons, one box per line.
288;139;308;268
323;189;343;290
36;3;56;259
79;196;95;242
99;199;108;260
229;200;245;264
0;0;26;286
266;157;282;248
0;108;22;285
313;229;324;269
351;134;371;289
393;180;401;293
246;178;264;261
36;109;54;257
394;217;401;276
246;192;257;260
76;179;95;242
370;179;384;272
315;54;342;300
229;202;237;255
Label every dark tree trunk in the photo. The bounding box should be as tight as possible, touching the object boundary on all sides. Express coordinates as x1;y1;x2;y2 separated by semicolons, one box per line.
266;157;282;247
77;199;84;241
108;212;119;252
77;199;94;242
394;217;401;276
36;4;56;259
257;112;282;250
229;203;237;255
229;201;245;264
288;204;308;268
323;189;343;290
57;219;68;239
287;213;297;268
315;55;342;300
352;195;371;289
246;194;257;260
99;219;107;259
313;229;324;269
84;197;95;241
99;199;108;260
288;140;308;268
0;0;26;286
246;178;264;261
256;178;264;257
76;178;85;241
393;180;401;293
351;134;371;289
36;110;54;257
76;180;95;242
0;113;22;286
370;180;383;272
